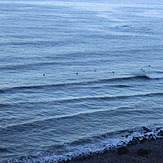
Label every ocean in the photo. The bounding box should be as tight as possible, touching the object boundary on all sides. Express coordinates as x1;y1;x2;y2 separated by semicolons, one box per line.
0;0;163;162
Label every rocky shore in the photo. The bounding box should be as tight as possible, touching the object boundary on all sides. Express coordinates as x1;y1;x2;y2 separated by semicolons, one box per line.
60;127;163;163
60;138;163;163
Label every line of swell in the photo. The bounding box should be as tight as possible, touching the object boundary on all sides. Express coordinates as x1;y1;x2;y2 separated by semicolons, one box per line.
0;61;60;70
1;97;162;132
4;90;163;104
0;75;148;94
39;92;163;103
38;92;163;103
0;92;162;107
0;103;10;108
0;106;129;131
0;40;70;47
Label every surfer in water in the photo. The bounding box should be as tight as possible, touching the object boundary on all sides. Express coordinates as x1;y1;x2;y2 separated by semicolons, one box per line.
140;68;145;72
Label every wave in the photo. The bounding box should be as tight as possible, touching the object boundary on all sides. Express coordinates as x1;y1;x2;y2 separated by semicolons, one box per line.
0;106;136;131
145;73;163;79
0;40;70;47
0;147;11;153
0;74;158;94
1;91;162;107
1;98;162;133
111;84;131;88
4;126;163;163
40;92;163;103
0;61;60;71
137;70;163;79
0;103;10;108
0;89;6;93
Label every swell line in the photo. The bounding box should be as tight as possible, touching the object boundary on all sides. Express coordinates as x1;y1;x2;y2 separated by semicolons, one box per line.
0;104;160;134
0;106;131;131
1;92;163;106
44;92;163;103
0;61;60;70
0;40;70;47
0;75;149;94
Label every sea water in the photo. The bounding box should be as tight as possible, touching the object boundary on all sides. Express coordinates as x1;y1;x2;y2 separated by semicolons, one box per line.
0;0;163;162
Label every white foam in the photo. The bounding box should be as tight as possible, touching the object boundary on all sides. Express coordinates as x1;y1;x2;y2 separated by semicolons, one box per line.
7;126;163;163
146;73;163;79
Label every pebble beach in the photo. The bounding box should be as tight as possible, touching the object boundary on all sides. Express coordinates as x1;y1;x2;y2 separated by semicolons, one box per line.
62;138;163;163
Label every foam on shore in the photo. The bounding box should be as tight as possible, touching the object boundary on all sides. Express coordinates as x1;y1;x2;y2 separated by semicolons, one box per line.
5;126;163;163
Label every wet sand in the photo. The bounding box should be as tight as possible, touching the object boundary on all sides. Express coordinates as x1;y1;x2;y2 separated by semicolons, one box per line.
62;138;163;163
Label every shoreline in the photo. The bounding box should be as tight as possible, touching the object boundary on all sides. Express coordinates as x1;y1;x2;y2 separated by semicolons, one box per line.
3;126;163;162
61;138;163;163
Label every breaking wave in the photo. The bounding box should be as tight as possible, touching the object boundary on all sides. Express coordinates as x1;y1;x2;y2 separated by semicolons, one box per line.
145;73;163;79
0;73;162;94
4;126;163;163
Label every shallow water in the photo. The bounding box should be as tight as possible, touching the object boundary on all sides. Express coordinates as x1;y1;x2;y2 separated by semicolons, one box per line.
0;0;163;162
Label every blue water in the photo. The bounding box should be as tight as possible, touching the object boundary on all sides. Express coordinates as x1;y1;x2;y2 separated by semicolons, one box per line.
0;0;163;162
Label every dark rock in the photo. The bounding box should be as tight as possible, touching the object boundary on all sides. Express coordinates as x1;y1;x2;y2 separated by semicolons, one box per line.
148;134;156;141
128;140;133;145
125;134;129;138
156;127;161;131
143;126;152;133
133;137;140;143
140;137;148;143
149;135;155;140
129;137;141;145
137;148;150;156
158;130;163;136
117;147;129;155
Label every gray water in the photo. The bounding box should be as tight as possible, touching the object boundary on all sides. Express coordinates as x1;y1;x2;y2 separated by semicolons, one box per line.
0;0;163;162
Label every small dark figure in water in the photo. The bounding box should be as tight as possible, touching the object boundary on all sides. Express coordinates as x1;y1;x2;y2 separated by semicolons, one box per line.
149;65;151;67
140;68;145;72
76;72;78;75
94;69;96;72
112;71;115;73
43;74;45;76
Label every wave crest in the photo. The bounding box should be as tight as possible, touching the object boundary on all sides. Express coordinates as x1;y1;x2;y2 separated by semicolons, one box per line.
145;73;163;79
